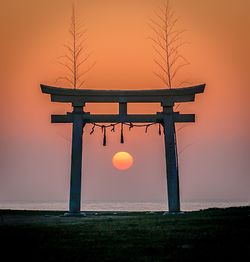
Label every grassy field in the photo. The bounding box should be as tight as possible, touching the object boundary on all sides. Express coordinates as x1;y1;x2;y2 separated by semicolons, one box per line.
0;207;249;261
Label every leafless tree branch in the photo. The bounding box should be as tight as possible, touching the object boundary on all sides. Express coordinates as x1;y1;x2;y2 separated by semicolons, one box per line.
77;61;96;80
153;71;168;86
58;61;74;74
154;59;168;75
55;77;74;86
152;45;167;63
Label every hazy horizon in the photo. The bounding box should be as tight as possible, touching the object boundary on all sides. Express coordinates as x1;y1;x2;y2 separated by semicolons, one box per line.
0;0;249;205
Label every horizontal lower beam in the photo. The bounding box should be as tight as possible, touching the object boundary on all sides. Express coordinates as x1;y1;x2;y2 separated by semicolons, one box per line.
51;113;195;124
174;114;195;122
51;114;73;123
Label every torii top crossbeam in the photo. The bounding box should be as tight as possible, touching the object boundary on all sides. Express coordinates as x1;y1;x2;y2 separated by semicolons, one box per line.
41;84;205;103
41;84;205;124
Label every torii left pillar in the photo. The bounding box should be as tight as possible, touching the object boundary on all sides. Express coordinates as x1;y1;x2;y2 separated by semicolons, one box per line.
66;105;85;216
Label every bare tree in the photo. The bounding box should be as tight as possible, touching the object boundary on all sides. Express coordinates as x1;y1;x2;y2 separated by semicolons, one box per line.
56;3;96;89
149;0;189;88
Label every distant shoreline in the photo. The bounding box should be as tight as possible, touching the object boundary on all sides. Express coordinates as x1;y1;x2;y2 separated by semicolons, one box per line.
0;204;249;215
0;201;249;212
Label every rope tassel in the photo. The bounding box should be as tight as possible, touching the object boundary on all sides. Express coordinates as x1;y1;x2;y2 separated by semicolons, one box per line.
90;124;95;135
102;125;107;146
120;123;124;144
111;124;115;132
158;123;162;136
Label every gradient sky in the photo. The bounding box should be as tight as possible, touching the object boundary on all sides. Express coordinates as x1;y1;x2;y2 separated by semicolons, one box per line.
0;0;249;205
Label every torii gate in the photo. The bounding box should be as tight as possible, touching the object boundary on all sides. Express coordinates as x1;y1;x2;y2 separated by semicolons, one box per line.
41;84;205;215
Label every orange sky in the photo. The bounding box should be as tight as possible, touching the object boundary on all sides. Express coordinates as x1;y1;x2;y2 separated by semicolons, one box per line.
0;0;249;205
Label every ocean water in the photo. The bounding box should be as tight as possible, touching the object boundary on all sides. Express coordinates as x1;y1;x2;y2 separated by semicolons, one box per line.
0;201;249;212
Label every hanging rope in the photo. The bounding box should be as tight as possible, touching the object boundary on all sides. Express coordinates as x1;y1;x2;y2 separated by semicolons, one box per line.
88;122;161;146
89;123;119;146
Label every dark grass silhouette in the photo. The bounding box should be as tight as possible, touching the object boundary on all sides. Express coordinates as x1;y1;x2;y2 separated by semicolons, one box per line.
0;207;249;261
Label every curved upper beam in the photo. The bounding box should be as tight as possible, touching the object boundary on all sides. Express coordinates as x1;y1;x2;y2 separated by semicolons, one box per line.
41;84;205;97
41;84;205;105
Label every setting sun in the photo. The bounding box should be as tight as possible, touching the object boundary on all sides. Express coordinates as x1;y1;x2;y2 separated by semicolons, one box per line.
112;152;134;171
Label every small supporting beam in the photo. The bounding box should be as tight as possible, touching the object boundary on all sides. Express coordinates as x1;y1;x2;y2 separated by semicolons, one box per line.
68;106;85;215
162;107;180;213
119;102;127;122
119;102;127;115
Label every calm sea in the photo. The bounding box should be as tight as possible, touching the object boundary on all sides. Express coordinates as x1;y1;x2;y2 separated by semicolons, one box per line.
0;201;249;211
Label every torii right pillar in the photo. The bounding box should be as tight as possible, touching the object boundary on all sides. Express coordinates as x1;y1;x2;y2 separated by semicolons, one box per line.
162;103;180;213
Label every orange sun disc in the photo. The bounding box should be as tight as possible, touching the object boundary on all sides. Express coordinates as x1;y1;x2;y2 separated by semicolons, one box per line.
112;152;134;170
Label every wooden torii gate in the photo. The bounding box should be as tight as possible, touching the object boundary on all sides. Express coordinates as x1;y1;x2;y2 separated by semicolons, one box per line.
41;84;205;215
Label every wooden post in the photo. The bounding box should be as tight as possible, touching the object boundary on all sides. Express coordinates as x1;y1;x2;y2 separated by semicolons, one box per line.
67;106;85;215
162;106;180;213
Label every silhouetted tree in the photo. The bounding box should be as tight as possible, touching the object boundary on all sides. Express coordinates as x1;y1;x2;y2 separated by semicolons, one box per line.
56;3;96;89
149;0;189;88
